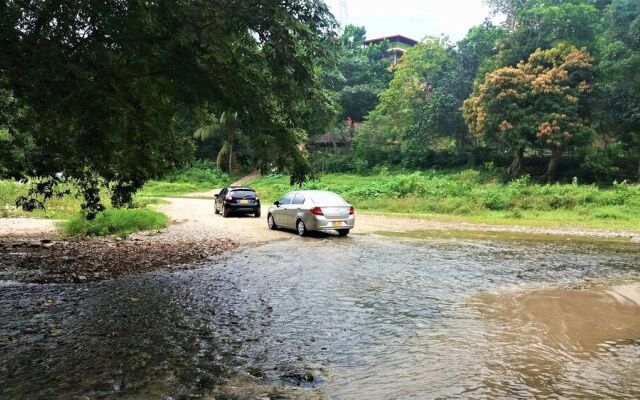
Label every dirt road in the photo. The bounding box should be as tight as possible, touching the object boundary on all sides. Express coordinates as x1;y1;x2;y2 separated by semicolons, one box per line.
3;190;639;243
152;190;640;245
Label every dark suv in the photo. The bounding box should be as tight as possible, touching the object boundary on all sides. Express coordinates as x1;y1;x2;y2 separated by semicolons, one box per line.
214;186;261;218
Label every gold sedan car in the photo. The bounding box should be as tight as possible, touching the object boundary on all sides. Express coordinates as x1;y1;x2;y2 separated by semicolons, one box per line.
267;190;355;236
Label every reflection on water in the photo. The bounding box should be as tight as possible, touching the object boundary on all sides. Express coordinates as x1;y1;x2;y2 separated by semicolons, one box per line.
1;236;639;399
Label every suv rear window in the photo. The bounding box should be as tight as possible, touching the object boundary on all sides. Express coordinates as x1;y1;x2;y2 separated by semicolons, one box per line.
230;190;256;198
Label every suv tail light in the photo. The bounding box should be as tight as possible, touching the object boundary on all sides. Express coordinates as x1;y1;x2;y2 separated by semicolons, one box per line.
310;207;324;216
349;206;354;215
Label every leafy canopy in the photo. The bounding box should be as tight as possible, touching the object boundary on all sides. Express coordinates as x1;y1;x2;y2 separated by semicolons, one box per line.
463;44;594;177
0;0;337;217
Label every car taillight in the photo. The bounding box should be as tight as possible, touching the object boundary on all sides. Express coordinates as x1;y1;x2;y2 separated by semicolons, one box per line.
349;206;354;215
310;207;324;216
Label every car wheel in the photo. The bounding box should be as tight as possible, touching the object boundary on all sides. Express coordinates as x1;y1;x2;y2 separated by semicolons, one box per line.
267;214;277;230
338;229;350;236
254;209;261;218
214;205;219;215
222;205;231;218
296;219;307;237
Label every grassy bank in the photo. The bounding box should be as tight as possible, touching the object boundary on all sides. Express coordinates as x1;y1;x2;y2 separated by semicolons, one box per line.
248;171;640;231
0;180;79;219
61;209;168;237
1;180;163;219
1;180;168;237
138;161;231;196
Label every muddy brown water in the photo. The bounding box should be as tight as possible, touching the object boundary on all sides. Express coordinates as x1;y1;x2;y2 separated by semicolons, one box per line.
1;235;639;399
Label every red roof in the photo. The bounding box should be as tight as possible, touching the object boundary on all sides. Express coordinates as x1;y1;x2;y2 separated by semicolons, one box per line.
363;34;419;46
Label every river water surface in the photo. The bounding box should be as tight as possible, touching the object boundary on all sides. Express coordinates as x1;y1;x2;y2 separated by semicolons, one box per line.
1;235;639;399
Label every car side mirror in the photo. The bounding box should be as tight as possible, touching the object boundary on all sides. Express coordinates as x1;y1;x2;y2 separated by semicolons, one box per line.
274;201;280;207
214;193;220;198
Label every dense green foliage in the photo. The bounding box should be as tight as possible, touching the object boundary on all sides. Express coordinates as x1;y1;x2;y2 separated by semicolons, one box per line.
62;209;168;237
314;0;640;184
139;161;231;196
249;171;640;230
0;0;337;218
326;25;392;122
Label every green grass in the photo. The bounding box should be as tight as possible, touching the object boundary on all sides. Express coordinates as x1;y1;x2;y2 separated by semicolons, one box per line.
1;180;166;219
248;170;640;231
139;160;232;196
61;209;168;237
0;180;84;219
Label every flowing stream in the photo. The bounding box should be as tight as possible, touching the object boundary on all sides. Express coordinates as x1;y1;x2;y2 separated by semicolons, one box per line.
1;235;639;399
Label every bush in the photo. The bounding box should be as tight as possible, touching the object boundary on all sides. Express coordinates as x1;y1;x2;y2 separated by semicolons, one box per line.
62;209;168;237
140;160;231;196
162;160;230;185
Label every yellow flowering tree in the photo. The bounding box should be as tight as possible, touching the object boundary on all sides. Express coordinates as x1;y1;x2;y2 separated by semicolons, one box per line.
462;44;593;179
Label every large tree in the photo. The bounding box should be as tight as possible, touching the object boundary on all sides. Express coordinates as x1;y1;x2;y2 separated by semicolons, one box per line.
323;25;391;123
362;38;455;145
0;0;336;216
494;0;602;66
463;44;593;179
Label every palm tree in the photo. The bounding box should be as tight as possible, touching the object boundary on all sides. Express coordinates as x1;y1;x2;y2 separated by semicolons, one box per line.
193;111;239;173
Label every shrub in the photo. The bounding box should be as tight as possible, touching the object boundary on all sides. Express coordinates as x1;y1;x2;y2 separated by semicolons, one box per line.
140;160;231;196
62;209;168;237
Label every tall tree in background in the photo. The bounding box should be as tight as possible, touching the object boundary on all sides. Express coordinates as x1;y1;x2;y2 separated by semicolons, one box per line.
362;38;454;145
598;0;640;178
0;0;336;216
484;0;536;31
496;0;601;66
463;45;593;179
193;112;240;173
323;25;391;123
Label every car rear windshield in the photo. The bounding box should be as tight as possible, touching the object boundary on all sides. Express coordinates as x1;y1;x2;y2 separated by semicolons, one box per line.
230;190;256;198
309;192;347;205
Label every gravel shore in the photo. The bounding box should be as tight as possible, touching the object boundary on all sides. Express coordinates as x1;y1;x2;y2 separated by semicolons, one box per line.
1;190;638;283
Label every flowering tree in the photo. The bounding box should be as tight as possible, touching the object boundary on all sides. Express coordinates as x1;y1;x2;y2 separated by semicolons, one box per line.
462;44;593;179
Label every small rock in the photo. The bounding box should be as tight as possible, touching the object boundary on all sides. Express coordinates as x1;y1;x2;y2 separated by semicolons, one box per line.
77;275;87;281
631;237;640;244
41;243;54;249
40;239;52;244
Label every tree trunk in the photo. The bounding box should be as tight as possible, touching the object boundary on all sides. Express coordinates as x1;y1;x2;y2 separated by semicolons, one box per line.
506;145;524;178
543;144;564;181
227;127;234;174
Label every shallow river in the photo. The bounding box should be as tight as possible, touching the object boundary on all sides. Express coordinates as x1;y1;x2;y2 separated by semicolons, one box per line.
1;235;640;399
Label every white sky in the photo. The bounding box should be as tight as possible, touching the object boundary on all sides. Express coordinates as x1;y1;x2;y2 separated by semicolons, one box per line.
325;0;500;42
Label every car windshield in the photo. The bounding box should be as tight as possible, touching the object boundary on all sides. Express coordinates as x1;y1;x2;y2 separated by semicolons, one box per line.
309;192;348;205
230;190;255;198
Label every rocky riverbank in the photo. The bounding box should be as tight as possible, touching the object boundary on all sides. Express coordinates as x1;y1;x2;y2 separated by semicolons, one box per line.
0;236;235;284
